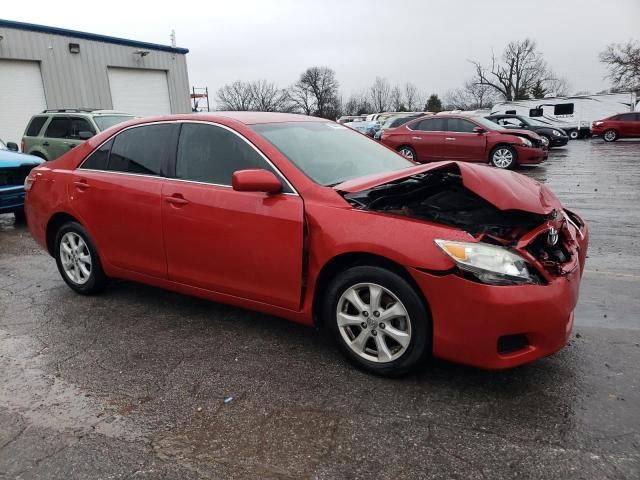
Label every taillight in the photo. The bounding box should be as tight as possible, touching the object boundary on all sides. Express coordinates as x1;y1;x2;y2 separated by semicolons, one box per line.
24;172;37;191
20;141;25;152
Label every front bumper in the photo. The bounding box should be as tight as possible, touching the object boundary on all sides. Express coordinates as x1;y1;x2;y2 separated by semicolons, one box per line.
550;136;569;147
409;219;589;369
516;146;547;165
0;185;26;214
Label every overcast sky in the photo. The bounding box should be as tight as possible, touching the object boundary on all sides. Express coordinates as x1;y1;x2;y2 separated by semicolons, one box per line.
4;0;639;101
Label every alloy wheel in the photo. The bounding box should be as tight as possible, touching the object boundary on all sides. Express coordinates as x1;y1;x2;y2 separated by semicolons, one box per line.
604;130;617;142
59;232;92;285
399;148;415;160
336;282;412;363
492;148;513;168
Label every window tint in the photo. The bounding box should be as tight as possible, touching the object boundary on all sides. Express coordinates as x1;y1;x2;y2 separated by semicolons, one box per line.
81;139;113;170
412;118;445;131
45;117;71;138
176;123;284;188
108;124;175;176
447;118;477;133
68;117;96;139
554;103;574;115
616;113;635;121
529;108;543;117
26;116;47;137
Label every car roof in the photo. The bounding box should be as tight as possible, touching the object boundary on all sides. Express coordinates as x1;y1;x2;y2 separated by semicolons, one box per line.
38;109;134;116
118;112;328;127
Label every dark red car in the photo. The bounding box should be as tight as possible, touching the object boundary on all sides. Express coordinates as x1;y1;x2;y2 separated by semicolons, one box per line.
380;114;547;169
591;112;640;142
25;113;588;376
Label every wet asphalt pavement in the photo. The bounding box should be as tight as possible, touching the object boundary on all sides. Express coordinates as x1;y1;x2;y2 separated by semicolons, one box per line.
1;138;639;479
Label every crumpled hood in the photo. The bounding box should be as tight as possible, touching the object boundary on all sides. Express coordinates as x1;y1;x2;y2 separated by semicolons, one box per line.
500;128;542;141
335;161;561;215
0;150;44;168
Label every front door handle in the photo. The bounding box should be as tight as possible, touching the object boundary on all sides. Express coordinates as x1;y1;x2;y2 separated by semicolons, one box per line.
74;180;89;190
165;195;189;207
445;137;457;141
411;136;422;140
42;142;50;147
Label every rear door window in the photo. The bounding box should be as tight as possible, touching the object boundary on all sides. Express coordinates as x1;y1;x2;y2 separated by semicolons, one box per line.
68;117;96;139
107;124;176;176
45;117;71;138
80;139;113;170
25;116;48;137
412;118;445;131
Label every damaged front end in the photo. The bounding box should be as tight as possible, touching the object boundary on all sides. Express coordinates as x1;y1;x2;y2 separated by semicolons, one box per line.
339;162;587;285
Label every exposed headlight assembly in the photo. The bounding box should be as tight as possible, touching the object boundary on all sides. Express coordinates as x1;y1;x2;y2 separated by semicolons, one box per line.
518;136;533;147
435;240;541;285
552;129;562;136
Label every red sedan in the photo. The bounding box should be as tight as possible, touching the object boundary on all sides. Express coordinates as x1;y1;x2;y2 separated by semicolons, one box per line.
380;114;547;168
591;112;640;142
24;113;588;376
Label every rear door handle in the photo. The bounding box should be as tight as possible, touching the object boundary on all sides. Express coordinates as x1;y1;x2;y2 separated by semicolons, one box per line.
445;137;457;141
42;142;50;147
74;180;89;190
165;195;189;206
411;136;422;140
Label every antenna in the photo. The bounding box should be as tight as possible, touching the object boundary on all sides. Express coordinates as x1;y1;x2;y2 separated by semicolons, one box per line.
170;29;176;48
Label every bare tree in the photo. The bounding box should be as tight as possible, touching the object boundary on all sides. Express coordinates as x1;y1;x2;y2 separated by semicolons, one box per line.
470;39;555;101
389;85;405;111
216;81;254;110
403;83;422;111
248;80;291;112
545;77;571;97
445;80;498;110
369;77;391;113
343;92;371;115
600;40;640;90
291;66;340;118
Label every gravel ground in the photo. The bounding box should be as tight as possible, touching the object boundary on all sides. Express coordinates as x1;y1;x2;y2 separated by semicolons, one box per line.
1;138;639;479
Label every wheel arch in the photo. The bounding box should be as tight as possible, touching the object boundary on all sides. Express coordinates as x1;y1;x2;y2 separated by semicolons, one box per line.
45;212;81;256
488;143;518;163
28;150;48;161
312;251;431;329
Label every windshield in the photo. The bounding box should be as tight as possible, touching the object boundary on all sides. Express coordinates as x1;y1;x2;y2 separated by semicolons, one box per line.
252;122;414;186
93;115;135;131
473;116;506;131
0;139;6;150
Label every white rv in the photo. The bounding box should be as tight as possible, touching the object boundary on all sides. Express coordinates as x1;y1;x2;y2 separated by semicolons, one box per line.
491;92;639;139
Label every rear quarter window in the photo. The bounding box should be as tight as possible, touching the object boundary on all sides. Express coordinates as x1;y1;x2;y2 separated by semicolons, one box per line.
25;116;48;137
80;139;113;170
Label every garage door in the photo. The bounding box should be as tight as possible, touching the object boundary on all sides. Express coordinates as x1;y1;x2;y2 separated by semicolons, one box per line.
108;68;171;118
0;60;47;146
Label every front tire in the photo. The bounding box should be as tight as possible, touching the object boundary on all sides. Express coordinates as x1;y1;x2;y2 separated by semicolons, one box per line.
324;266;431;376
489;145;517;169
397;146;417;162
54;221;108;295
568;129;579;140
603;129;618;142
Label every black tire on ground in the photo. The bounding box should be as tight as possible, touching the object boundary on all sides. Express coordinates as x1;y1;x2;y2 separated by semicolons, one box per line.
397;146;417;162
603;129;618;142
489;145;517;169
324;265;431;377
568;130;579;140
54;221;108;295
13;209;26;224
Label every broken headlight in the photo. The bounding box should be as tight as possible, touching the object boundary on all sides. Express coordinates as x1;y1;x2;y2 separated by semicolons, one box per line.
518;137;533;147
435;240;540;285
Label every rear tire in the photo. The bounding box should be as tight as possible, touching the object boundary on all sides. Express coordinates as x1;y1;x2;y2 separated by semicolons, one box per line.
13;209;26;224
54;221;108;295
603;129;618;142
324;265;431;377
568;129;579;140
489;145;517;169
397;146;417;162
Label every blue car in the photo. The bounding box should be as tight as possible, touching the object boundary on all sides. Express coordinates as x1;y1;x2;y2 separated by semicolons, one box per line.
0;139;44;221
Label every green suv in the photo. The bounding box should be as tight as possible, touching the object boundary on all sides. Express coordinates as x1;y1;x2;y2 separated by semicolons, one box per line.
22;109;135;161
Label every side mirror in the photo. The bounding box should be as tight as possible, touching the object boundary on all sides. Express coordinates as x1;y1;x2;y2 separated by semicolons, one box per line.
232;169;282;194
78;131;94;140
473;127;487;134
6;142;19;151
